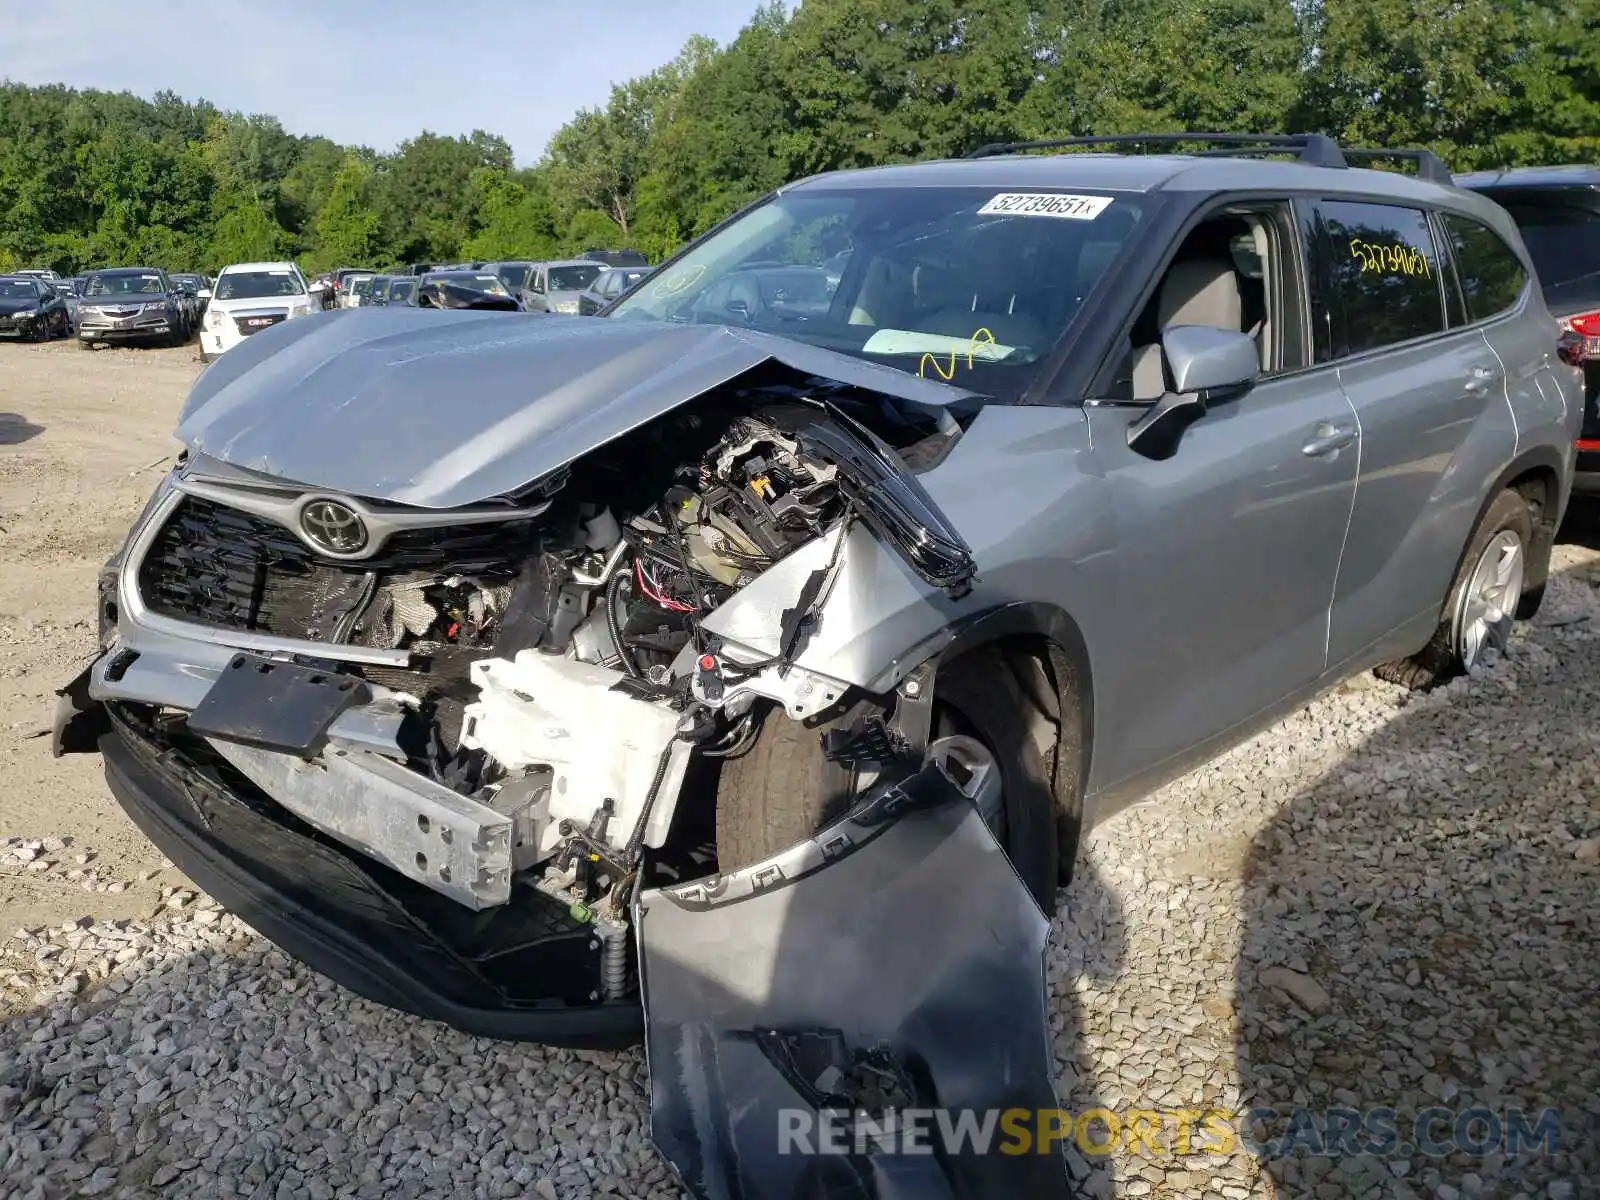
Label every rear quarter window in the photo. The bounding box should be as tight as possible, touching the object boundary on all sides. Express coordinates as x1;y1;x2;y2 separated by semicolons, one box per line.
1319;200;1445;357
1438;213;1527;321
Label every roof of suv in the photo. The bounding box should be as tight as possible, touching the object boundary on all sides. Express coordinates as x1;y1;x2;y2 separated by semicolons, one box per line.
786;152;1471;206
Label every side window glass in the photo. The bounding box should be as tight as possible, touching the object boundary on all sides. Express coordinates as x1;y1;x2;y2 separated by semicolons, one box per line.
1439;213;1527;322
1318;201;1444;357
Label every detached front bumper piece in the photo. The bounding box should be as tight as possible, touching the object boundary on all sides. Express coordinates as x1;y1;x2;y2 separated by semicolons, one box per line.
82;700;641;1047
637;746;1072;1200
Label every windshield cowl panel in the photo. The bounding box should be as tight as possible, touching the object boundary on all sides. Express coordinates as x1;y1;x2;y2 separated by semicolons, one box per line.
605;185;1144;401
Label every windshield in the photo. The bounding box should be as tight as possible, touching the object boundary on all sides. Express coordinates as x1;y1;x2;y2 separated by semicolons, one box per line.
609;187;1143;398
548;264;603;292
350;276;375;297
388;279;417;301
0;279;41;300
426;272;510;294
170;275;202;289
493;263;531;290
84;272;165;297
214;269;305;301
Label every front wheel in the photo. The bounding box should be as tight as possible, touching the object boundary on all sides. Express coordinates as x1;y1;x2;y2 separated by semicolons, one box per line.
1375;488;1532;689
714;648;1061;914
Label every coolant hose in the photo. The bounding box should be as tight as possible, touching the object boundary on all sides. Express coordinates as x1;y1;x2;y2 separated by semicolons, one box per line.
606;567;642;679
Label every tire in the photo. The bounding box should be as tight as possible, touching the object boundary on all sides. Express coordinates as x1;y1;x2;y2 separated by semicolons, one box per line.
1374;488;1533;690
714;648;1060;914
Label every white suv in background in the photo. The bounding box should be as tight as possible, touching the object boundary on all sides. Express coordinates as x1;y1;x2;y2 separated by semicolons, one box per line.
200;262;318;363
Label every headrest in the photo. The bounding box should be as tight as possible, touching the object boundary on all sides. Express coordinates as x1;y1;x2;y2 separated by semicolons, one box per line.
1158;257;1242;331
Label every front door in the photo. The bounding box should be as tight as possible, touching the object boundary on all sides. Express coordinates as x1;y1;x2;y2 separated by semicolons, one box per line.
1085;200;1360;797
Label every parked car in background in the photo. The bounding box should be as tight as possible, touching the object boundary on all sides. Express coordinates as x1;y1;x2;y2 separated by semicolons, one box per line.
167;273;209;330
56;275;82;326
578;248;649;268
0;274;72;341
1458;165;1600;493
576;266;648;314
344;274;379;309
360;275;393;307
78;267;187;349
483;260;538;295
200;261;318;363
520;260;605;313
331;268;378;308
385;276;419;306
14;268;63;285
415;270;521;310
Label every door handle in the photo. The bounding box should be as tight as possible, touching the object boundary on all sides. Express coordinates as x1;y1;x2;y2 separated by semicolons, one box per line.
1302;423;1357;457
1463;364;1499;394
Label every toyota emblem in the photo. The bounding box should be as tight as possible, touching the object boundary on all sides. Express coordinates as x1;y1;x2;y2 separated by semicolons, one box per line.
299;499;368;555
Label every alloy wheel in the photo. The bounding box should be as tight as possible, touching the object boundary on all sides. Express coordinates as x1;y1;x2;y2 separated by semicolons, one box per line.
1454;529;1524;670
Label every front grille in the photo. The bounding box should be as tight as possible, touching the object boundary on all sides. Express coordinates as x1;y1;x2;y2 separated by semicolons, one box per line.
136;495;542;642
232;312;288;336
233;313;288;336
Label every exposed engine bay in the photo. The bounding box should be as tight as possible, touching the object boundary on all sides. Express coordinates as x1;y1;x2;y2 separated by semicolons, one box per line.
122;385;973;950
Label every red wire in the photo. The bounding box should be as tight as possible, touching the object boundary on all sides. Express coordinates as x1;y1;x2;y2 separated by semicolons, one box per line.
635;558;695;612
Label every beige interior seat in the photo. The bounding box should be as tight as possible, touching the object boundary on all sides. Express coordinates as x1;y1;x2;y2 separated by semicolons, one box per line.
1132;257;1244;400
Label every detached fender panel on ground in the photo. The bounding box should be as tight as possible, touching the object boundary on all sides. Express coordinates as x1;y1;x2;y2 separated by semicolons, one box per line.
636;753;1072;1199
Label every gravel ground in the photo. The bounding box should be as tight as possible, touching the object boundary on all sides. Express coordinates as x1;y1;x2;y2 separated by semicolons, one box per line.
2;340;1598;1199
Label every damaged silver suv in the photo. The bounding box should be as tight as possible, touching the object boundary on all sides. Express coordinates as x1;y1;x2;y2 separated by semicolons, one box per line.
57;135;1581;1070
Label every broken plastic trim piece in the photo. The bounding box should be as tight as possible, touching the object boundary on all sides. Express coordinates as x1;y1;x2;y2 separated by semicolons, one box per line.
796;404;977;596
635;748;1069;1200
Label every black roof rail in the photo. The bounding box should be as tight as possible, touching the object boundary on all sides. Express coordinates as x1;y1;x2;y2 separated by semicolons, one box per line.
964;132;1348;168
1340;148;1454;185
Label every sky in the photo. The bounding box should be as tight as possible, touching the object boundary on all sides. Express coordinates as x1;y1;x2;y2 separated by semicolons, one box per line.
0;1;763;165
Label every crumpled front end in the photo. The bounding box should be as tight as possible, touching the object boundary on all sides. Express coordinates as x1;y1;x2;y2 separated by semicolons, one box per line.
58;347;979;1041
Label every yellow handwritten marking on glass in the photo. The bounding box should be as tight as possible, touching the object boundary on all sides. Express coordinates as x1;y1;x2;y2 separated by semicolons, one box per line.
651;263;707;299
1349;238;1431;278
919;328;999;380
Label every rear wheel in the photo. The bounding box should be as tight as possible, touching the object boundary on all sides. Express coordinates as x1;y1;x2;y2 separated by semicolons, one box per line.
714;648;1060;914
1375;489;1532;689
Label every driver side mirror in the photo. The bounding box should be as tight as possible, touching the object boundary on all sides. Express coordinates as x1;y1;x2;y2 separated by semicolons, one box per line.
1126;326;1259;461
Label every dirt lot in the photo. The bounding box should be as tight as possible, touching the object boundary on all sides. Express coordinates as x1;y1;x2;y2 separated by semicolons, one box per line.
0;340;201;933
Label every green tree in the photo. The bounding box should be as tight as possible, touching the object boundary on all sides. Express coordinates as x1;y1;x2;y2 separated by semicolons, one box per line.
310;156;381;269
460;167;560;261
209;200;289;267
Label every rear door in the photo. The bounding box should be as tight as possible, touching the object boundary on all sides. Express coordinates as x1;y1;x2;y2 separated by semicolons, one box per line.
1319;199;1515;670
1439;209;1572;452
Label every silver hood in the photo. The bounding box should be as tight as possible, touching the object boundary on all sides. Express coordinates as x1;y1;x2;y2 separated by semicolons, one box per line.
177;308;978;509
